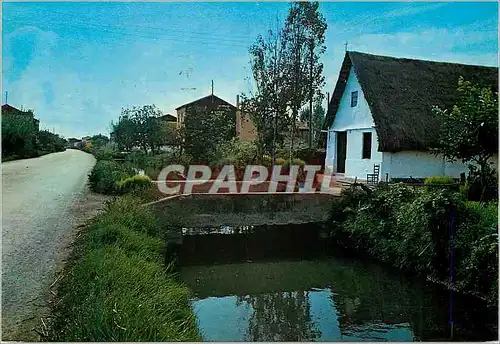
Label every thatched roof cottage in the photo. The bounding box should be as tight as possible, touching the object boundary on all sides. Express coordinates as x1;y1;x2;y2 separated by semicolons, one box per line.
323;51;498;181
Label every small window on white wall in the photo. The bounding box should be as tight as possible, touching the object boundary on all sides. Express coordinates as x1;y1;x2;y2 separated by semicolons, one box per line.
362;132;372;159
351;91;358;107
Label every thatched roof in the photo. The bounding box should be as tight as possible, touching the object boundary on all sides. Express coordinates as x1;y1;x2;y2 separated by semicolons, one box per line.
323;51;498;152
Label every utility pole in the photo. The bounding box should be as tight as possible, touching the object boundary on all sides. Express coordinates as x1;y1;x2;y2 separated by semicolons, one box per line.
5;91;8;104
308;40;314;148
211;80;214;103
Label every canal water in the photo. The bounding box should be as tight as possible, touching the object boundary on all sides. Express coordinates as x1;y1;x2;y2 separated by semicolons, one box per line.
178;224;497;341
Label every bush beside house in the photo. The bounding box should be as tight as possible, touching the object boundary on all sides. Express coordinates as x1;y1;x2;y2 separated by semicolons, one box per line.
328;183;498;307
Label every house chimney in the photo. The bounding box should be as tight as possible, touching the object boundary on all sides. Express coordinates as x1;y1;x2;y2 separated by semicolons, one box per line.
236;95;240;109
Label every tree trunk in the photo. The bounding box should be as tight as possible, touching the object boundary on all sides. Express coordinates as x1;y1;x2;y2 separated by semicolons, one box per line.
289;108;297;164
271;111;277;165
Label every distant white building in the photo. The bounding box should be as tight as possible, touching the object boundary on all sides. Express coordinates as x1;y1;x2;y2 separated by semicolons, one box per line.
323;51;498;181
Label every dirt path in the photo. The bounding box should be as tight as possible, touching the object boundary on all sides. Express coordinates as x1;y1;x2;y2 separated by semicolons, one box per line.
1;150;111;340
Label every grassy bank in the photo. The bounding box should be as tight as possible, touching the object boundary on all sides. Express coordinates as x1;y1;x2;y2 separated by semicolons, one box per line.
328;183;498;307
47;196;200;341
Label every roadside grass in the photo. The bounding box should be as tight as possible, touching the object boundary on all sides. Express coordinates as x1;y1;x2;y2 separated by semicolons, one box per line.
46;196;201;341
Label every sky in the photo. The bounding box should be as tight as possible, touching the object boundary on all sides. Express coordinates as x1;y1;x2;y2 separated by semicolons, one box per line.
2;2;498;139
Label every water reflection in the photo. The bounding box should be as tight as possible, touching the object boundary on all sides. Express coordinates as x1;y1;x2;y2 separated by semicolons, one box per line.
237;291;320;341
179;223;496;341
181;259;497;341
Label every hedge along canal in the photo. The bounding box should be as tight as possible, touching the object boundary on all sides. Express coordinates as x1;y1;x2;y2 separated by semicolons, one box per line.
176;223;497;341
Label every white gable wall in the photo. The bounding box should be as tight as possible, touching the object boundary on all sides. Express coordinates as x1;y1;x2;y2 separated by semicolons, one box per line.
325;68;382;178
331;69;374;131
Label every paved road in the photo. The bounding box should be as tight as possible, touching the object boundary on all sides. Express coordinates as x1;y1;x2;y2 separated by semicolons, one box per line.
2;150;96;340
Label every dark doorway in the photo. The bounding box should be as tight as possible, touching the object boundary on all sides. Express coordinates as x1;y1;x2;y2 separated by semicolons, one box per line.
336;131;347;173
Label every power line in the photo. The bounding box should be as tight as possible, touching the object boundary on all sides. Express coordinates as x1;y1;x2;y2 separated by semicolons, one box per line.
4;7;255;48
34;6;257;42
4;16;251;50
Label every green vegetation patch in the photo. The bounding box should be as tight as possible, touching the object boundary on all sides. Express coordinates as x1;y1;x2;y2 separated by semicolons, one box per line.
47;196;201;341
424;176;455;185
117;175;153;194
424;176;458;191
88;160;135;195
329;183;498;306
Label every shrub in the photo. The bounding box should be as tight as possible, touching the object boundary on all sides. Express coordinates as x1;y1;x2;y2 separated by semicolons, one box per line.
2;111;38;159
455;201;498;299
424;176;457;191
275;157;287;166
126;151;148;168
125;150;193;179
215;138;257;167
93;144;118;161
466;164;498;201
88;160;135;194
329;182;498;306
117;175;153;194
459;183;469;200
394;189;464;276
295;148;326;165
424;175;455;185
364;183;416;219
262;155;272;166
292;158;305;166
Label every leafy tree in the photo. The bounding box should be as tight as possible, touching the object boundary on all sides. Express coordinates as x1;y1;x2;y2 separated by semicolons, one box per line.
1;110;38;158
111;113;138;152
282;1;327;152
111;105;172;154
181;104;236;163
90;134;109;149
299;102;325;144
128;105;164;154
159;121;181;148
244;22;290;164
240;94;283;162
243;2;327;162
432;77;498;200
37;130;66;154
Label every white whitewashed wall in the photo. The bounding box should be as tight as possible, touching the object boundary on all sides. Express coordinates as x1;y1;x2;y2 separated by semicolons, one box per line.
382;151;471;179
325;68;382;179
